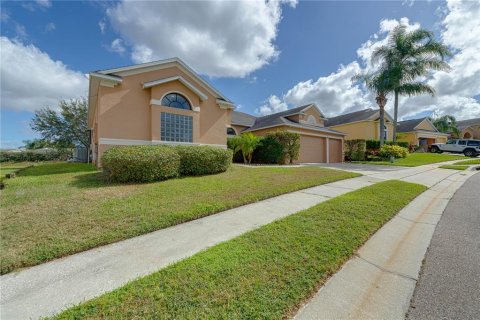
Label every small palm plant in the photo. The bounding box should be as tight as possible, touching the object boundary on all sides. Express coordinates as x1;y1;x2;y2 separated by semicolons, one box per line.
430;114;461;137
234;132;261;164
372;25;451;141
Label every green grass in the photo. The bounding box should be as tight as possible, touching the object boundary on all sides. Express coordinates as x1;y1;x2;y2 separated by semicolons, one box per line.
0;162;34;176
355;153;465;167
54;180;426;320
439;165;469;170
452;159;480;165
0;162;359;274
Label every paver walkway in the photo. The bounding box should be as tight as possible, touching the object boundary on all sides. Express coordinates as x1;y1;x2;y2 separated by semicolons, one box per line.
294;166;478;319
0;161;474;319
407;173;480;320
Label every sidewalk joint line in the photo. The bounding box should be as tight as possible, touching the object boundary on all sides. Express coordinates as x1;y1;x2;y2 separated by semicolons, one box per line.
355;254;418;282
395;215;438;226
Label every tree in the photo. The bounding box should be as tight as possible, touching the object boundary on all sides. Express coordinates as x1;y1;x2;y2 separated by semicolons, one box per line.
430;114;460;137
352;71;394;146
273;131;300;164
233;133;261;164
372;25;451;141
22;139;51;150
30;98;89;149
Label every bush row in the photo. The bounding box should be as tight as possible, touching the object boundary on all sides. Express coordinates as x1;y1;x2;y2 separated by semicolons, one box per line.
101;145;232;183
0;149;71;162
379;145;409;158
365;139;409;150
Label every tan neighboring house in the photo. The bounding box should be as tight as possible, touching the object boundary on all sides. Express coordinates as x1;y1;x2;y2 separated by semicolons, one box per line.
456;118;480;139
231;104;346;163
324;108;394;141
396;118;448;150
88;58;235;166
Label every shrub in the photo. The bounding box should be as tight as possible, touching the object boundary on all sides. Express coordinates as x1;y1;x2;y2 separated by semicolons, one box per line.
0;149;71;162
176;146;232;176
268;131;300;164
366;139;409;150
344;139;366;161
379;145;409;159
253;135;284;164
227;137;244;163
102;145;181;182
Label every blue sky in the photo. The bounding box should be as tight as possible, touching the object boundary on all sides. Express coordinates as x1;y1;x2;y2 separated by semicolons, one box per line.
1;0;479;149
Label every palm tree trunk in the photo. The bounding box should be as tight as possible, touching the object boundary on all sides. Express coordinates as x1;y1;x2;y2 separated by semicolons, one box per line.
376;93;387;146
393;90;398;142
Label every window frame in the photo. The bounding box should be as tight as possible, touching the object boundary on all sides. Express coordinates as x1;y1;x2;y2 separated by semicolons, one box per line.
160;112;193;143
160;92;192;110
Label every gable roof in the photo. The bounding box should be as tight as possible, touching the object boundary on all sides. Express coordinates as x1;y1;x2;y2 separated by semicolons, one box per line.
396;117;441;133
457;117;480;130
231;111;256;127
324;108;393;127
242;104;346;136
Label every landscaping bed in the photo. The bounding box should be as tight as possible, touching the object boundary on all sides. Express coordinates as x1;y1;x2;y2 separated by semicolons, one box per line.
353;153;465;167
0;162;359;274
54;180;426;319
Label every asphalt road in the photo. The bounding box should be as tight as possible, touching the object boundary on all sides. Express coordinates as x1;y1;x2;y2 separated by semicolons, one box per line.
407;172;480;320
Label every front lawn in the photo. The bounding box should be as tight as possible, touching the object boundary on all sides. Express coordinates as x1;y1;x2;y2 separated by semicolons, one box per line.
355;153;465;167
452;159;480;165
55;180;426;319
439;165;469;170
0;163;359;274
0;162;34;176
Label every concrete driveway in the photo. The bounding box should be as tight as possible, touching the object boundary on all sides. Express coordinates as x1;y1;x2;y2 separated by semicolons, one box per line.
307;163;408;175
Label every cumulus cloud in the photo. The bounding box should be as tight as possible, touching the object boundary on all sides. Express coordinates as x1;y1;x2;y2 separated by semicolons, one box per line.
98;19;106;34
256;95;289;115
107;0;297;77
258;1;480;120
109;38;126;54
0;37;88;112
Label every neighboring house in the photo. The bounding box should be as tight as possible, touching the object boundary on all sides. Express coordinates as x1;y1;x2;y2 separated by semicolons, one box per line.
231;104;346;163
88;58;235;166
396;118;448;150
324;108;394;141
456;118;480;139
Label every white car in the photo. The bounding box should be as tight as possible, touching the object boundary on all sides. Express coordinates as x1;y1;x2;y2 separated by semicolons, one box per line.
431;139;480;157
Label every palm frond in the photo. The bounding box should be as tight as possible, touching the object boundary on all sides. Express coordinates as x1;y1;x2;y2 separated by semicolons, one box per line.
397;82;435;96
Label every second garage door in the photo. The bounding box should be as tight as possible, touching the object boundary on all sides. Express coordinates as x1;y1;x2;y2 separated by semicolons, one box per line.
298;135;326;163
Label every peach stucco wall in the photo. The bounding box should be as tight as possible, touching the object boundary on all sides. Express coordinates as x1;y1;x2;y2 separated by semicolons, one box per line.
328;120;393;141
397;132;448;146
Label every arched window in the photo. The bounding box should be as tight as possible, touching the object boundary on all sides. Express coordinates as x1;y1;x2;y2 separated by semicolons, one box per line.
227;127;236;136
161;93;191;110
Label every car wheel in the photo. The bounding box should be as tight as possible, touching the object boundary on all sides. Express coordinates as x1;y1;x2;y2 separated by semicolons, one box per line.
464;149;476;157
430;146;439;153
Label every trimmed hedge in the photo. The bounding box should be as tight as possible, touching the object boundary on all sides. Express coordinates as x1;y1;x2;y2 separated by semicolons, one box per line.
252;135;284;164
102;145;181;182
176;146;232;176
379;145;409;158
0;149;71;162
344;139;366;161
102;145;232;182
366;140;409;150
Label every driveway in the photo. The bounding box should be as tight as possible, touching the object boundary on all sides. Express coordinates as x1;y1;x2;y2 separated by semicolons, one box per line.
308;163;408;174
407;173;480;320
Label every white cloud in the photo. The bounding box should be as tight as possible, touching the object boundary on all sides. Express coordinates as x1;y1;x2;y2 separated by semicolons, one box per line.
36;0;52;8
0;37;88;112
107;0;297;77
256;95;289;115
98;20;106;34
109;38;126;54
22;0;51;11
257;1;480;121
44;22;55;32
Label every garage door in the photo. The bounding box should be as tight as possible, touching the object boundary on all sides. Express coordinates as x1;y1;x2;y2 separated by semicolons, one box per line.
298;135;326;163
328;139;343;163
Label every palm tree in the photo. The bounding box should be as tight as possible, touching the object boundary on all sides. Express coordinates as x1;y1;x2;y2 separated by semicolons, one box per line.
430;114;461;137
234;132;261;164
372;25;451;141
352;71;393;146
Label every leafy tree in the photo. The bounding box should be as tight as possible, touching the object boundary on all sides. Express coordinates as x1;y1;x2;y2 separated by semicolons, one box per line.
352;71;394;146
233;133;261;164
22;139;51;150
30;98;89;149
430;114;460;137
372;25;451;141
272;131;300;164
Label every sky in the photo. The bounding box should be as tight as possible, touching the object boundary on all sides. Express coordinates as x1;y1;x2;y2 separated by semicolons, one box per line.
1;0;479;149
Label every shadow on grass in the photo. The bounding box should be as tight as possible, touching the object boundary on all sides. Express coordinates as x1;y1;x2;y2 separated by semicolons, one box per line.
69;171;153;189
19;163;97;177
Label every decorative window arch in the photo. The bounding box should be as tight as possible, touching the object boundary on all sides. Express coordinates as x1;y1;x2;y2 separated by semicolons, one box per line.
227;127;237;136
161;93;192;110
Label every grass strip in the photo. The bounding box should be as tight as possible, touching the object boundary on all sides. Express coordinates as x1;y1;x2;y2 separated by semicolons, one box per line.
1;163;359;274
354;153;465;167
54;180;426;320
452;159;480;165
439;165;469;170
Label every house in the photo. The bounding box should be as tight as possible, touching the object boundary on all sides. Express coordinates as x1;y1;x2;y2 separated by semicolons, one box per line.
231;104;346;163
396;118;448;150
324;108;394;141
456;118;480;139
88;58;235;166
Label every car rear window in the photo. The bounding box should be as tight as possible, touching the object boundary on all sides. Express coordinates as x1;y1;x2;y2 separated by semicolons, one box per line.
467;140;480;146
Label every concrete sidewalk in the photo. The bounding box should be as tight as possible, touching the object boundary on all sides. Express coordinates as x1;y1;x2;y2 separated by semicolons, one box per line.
407;173;480;320
1;175;379;320
294;168;478;320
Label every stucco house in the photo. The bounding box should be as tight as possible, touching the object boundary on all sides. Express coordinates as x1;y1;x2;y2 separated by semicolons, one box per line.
324;108;394;141
230;104;346;163
88;58;235;166
456;118;480;139
396;118;448;150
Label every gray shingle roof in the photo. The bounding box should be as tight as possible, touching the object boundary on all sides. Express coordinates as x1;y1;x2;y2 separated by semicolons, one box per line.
324;108;379;127
231;111;256;127
457;118;480;130
396;118;427;132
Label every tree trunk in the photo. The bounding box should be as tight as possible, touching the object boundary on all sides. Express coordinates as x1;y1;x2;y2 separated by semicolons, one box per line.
393;90;399;142
376;93;388;146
